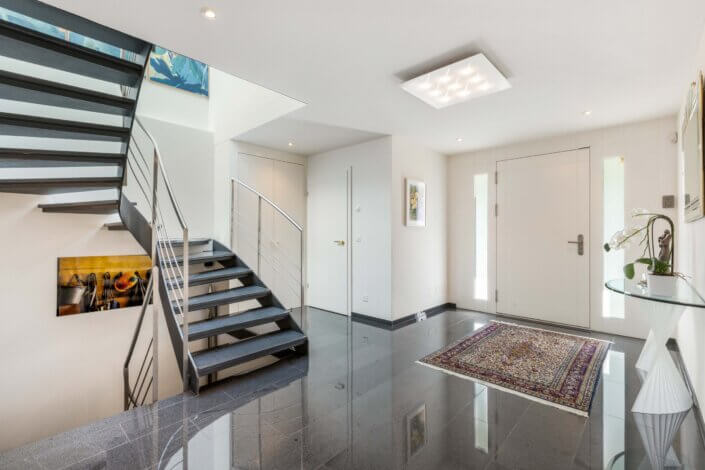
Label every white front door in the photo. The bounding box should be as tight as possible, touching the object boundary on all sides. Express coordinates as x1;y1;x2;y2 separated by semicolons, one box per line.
496;148;590;327
306;166;350;315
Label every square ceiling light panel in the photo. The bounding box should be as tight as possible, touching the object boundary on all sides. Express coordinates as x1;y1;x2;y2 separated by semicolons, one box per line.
401;53;511;109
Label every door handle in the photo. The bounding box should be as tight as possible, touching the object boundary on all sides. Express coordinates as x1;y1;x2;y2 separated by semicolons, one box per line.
568;234;584;255
333;240;345;246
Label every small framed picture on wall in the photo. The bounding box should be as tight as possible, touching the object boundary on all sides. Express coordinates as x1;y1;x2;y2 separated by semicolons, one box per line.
405;178;426;227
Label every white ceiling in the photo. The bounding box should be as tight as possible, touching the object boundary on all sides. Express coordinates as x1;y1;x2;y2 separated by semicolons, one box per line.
47;0;705;155
235;118;383;155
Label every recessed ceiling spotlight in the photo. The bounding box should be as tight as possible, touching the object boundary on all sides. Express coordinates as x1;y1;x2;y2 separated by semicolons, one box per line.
583;110;592;116
200;7;216;19
401;53;510;109
456;137;464;142
288;142;294;147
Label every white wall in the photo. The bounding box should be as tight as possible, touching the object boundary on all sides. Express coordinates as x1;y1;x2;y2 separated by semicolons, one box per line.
390;137;448;320
307;137;393;319
676;26;705;415
137;78;210;131
0;194;182;452
448;116;678;339
209;69;306;246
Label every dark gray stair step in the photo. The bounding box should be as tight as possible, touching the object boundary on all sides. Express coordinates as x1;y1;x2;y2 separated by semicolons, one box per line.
0;148;125;166
0;176;123;194
173;285;270;312
104;221;126;230
166;266;252;289
169;250;235;266
38;199;120;214
0;70;135;115
187;307;290;341
0;20;143;86
1;0;149;54
167;238;211;247
0;112;130;141
192;330;307;376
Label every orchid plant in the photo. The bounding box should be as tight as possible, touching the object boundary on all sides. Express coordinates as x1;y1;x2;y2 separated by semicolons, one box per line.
603;209;675;280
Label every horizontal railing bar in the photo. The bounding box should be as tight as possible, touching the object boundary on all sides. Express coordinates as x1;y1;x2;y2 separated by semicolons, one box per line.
136;116;187;230
233;178;303;232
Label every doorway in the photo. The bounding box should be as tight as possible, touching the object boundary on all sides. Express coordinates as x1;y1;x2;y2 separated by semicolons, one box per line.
495;148;590;327
306;167;352;315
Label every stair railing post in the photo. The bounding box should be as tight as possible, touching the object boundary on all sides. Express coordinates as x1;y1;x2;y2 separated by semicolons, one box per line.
151;266;159;403
257;195;262;276
182;227;189;392
300;230;305;331
151;148;160;404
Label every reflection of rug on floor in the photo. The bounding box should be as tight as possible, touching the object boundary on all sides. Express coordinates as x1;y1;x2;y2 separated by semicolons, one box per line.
417;321;611;416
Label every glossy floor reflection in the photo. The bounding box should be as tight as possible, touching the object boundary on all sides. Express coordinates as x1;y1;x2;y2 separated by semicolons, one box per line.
2;308;705;470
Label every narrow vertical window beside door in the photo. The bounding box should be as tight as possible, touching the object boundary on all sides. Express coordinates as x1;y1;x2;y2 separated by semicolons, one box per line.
474;174;489;300
603;157;625;318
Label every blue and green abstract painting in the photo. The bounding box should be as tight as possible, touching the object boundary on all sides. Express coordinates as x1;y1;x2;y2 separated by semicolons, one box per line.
148;47;209;97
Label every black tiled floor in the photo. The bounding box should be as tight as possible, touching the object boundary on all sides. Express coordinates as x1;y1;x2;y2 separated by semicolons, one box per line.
2;307;704;470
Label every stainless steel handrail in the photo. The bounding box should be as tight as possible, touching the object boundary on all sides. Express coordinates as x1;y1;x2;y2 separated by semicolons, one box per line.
123;116;192;409
235;179;303;232
134;117;188;229
231;178;305;325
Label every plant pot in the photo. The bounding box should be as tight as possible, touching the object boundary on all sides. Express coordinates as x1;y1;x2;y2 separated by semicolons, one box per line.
646;273;676;297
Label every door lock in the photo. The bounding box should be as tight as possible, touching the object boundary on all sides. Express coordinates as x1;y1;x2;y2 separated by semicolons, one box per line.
334;240;345;246
568;234;584;255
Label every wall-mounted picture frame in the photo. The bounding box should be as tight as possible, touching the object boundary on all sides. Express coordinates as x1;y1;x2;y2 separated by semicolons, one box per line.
148;46;209;97
682;71;705;223
57;255;151;316
406;403;427;461
405;178;426;227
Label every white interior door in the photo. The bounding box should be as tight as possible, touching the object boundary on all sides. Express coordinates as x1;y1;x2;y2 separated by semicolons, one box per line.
307;167;350;315
496;148;590;327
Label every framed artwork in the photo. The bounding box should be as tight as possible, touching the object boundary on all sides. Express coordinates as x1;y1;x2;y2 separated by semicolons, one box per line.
406;403;427;461
57;255;151;316
405;179;426;227
148;46;209;97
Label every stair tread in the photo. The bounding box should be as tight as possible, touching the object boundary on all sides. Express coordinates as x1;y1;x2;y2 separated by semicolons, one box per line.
171;250;234;265
188;306;289;341
0;148;125;163
0;19;143;70
166;266;252;289
0;69;135;115
0;176;123;194
0;111;130;136
168;238;211;247
173;285;270;312
0;0;149;54
0;19;143;87
104;221;126;230
192;330;306;375
39;199;119;214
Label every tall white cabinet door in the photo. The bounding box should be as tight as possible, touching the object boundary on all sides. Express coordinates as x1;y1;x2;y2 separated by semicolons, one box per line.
272;160;305;310
496;148;590;327
235;154;275;311
234;154;306;311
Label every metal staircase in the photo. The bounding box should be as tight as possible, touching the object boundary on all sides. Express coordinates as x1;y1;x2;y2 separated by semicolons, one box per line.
0;0;307;407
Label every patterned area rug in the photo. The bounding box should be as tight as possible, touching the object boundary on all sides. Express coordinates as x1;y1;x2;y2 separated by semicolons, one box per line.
418;321;610;416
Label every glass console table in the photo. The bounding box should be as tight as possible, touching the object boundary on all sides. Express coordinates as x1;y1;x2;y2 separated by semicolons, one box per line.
606;278;705;414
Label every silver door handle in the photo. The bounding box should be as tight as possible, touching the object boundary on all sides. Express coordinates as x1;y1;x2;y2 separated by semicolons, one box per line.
568;234;584;255
333;240;345;246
